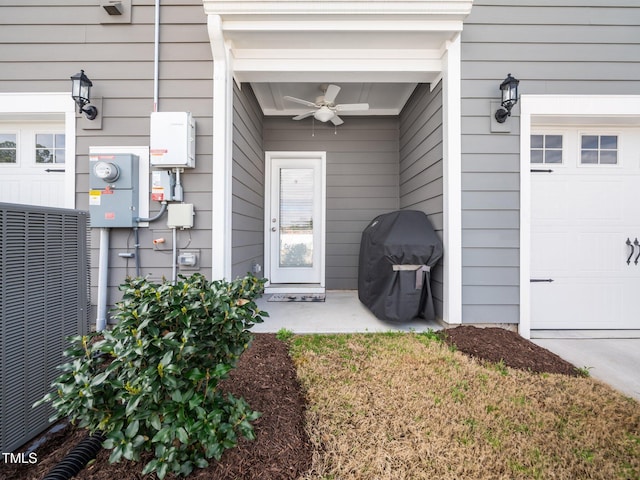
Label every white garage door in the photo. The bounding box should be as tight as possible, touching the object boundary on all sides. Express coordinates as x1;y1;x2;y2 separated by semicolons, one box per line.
531;127;640;330
0;122;66;208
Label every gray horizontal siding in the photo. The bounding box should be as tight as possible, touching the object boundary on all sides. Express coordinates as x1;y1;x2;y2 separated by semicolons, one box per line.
398;82;445;319
232;83;264;279
461;0;640;324
0;1;213;321
263;116;399;289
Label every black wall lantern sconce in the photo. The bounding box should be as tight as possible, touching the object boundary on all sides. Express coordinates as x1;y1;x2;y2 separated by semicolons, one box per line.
71;70;98;120
495;73;519;123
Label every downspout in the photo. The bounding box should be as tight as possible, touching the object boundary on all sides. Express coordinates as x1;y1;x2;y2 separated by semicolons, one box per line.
153;0;160;112
96;228;109;331
95;0;160;330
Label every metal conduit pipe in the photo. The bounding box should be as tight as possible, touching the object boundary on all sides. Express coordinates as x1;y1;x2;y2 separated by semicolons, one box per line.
96;228;110;332
136;200;168;223
153;0;160;112
42;431;105;480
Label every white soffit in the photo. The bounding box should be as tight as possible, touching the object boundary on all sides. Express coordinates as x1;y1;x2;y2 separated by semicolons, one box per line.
203;1;472;116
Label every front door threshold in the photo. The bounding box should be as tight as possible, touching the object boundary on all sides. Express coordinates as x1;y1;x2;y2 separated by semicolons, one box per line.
265;283;325;294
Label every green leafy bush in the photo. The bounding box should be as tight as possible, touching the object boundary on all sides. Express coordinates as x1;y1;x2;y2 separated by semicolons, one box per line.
35;273;267;478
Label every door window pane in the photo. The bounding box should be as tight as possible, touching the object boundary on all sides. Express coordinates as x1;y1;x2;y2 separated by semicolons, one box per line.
531;134;563;164
36;133;65;164
0;133;17;163
580;134;618;165
279;168;314;268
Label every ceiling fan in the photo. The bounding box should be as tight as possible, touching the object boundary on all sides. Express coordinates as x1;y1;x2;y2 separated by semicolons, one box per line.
283;84;369;126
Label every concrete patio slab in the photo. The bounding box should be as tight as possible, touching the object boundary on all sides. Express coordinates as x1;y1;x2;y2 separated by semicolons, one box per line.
253;290;441;334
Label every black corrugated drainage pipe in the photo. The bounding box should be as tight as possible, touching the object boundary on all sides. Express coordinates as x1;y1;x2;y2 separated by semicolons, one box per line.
42;431;105;480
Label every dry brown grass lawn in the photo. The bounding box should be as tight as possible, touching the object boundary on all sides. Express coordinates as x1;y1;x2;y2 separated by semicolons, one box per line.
290;332;640;480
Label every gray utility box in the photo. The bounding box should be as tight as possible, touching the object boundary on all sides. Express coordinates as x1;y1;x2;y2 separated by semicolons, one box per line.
150;112;195;168
89;153;139;227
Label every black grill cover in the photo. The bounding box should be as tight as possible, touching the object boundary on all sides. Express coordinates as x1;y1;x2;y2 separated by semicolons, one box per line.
358;210;444;322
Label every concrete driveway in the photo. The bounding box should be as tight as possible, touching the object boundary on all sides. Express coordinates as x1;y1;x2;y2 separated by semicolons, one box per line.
532;335;640;400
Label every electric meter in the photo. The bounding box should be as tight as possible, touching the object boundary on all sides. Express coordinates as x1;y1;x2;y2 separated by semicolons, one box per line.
88;153;139;228
93;161;120;183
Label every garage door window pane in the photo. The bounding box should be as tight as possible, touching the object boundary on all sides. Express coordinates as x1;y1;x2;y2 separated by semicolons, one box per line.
0;133;17;163
601;151;617;165
531;150;544;164
580;134;618;165
581;150;598;164
581;135;598;149
531;134;562;164
601;135;617;150
546;150;563;164
36;133;65;164
531;135;543;148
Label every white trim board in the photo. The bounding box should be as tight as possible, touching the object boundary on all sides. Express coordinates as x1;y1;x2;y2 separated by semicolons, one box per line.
519;94;640;339
209;15;234;280
441;33;462;325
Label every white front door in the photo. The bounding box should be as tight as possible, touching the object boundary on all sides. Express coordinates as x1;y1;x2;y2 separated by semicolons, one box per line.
0;122;66;208
531;127;640;329
265;152;325;287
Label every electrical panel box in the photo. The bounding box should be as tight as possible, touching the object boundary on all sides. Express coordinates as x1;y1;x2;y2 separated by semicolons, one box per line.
89;153;139;227
167;203;194;229
150;112;195;168
151;170;175;202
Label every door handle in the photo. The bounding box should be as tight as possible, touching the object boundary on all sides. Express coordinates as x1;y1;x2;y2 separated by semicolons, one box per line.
271;227;277;232
626;238;634;265
635;238;640;265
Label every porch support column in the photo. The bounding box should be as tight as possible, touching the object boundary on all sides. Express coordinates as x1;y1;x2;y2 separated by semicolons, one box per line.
208;14;233;280
442;33;463;324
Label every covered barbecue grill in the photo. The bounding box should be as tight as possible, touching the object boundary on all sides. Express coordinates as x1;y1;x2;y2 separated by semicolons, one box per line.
358;210;444;322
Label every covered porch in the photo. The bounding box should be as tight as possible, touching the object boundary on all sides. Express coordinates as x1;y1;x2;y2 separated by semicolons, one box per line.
254;290;442;334
203;0;473;328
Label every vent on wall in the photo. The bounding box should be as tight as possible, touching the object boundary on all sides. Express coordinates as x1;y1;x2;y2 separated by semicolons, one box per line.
0;203;90;453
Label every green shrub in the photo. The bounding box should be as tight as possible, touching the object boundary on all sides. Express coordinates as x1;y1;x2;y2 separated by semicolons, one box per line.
35;273;267;478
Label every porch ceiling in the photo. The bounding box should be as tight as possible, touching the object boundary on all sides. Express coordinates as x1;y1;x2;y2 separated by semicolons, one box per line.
203;0;472;116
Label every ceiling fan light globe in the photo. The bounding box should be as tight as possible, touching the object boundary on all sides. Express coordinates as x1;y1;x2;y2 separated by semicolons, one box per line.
314;106;334;122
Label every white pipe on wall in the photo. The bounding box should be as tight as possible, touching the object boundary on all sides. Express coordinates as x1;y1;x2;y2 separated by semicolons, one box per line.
172;227;177;283
96;227;110;331
153;0;160;111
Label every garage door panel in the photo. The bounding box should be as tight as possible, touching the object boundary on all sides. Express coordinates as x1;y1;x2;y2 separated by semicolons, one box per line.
0;122;65;208
576;231;628;273
573;179;624;222
531;179;569;222
531;231;570;273
531;126;640;330
0;180;21;203
532;280;623;329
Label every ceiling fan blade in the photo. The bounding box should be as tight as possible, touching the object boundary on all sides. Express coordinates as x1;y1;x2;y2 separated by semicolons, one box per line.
284;96;318;108
324;84;341;104
292;111;316;121
330;115;344;126
335;103;369;112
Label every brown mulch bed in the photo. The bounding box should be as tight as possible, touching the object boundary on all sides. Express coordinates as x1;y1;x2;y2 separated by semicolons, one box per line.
1;327;579;480
442;325;581;376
